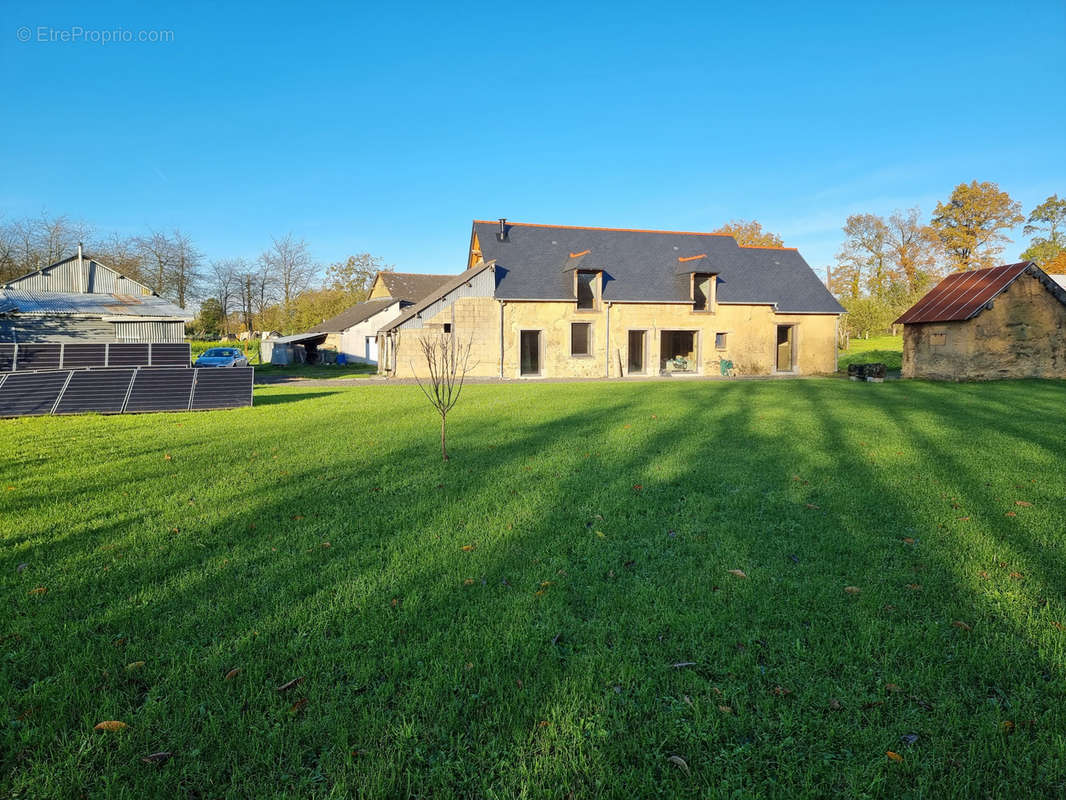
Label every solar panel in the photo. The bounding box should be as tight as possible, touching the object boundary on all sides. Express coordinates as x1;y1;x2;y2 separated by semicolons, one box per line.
125;367;195;412
149;343;192;367
54;369;135;415
0;344;13;372
107;343;151;367
15;344;61;371
62;343;108;369
191;367;254;410
0;371;70;417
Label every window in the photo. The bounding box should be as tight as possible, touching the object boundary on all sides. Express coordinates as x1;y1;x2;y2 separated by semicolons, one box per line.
571;322;591;356
715;332;728;350
443;323;452;334
576;270;598;310
693;273;713;311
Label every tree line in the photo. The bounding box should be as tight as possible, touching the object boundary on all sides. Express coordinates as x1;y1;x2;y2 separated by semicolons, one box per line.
828;182;1064;338
0;213;391;337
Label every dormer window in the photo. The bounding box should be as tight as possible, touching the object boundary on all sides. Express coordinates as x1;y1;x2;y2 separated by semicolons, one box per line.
693;273;714;312
576;270;599;310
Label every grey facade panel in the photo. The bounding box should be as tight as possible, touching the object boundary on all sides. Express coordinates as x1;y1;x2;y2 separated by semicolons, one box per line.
114;321;185;342
4;257;152;296
0;316;113;342
397;268;495;330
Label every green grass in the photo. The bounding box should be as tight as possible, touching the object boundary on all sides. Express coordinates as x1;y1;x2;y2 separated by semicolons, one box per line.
2;379;1064;798
839;335;903;372
253;363;378;380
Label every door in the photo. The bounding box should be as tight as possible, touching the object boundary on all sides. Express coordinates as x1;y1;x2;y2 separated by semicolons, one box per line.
776;325;793;371
627;330;645;373
520;331;540;376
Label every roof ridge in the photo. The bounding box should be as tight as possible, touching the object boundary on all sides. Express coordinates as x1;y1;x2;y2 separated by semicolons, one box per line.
473;219;736;238
383;271;454;277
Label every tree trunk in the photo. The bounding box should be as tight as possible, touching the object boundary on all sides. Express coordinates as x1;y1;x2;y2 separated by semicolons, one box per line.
440;415;448;461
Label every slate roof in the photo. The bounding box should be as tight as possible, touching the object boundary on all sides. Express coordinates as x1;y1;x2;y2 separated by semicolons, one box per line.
893;262;1066;324
376;272;454;303
0;289;192;319
308;298;401;333
472;220;844;313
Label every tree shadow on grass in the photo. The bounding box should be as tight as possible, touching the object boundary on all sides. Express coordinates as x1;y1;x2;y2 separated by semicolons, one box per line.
2;380;1065;797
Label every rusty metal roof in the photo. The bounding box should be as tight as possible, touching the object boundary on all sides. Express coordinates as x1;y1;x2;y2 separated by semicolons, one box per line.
894;262;1033;324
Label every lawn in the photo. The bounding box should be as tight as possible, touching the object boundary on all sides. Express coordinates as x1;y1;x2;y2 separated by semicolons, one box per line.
2;379;1064;798
839;335;903;372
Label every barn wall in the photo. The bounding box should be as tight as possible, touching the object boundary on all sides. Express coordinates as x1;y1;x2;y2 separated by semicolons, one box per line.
385;298;839;379
903;272;1066;380
6;259;151;296
0;316;113;342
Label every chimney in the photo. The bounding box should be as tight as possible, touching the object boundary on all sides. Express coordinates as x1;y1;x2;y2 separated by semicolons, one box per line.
496;218;508;242
77;242;85;292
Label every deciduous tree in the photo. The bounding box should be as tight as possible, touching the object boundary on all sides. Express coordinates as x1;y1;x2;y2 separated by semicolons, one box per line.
930;181;1023;271
712;220;785;248
885;208;941;295
1020;194;1066;266
326;253;392;300
412;333;476;461
259;234;318;331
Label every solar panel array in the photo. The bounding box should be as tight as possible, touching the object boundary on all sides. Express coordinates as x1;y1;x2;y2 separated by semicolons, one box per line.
0;366;253;418
0;341;191;373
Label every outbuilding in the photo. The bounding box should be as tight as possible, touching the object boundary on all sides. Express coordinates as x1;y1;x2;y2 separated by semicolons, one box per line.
895;261;1066;380
0;249;191;343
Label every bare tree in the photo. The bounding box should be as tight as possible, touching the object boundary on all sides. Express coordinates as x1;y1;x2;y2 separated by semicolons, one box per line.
208;258;244;334
137;230;174;296
258;234;317;330
0;212;92;279
412;333;476;461
90;232;146;283
168;229;203;309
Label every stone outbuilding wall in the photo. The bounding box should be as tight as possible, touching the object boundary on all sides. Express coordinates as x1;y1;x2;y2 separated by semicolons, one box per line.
902;271;1066;380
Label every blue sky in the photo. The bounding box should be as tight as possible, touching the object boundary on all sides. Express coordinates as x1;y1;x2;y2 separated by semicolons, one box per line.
2;1;1064;276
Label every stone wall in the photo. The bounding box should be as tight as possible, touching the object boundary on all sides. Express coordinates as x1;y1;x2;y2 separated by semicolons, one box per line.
386;297;839;379
903;272;1066;380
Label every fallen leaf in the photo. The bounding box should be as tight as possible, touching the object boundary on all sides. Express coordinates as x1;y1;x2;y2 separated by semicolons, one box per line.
1009;572;1023;580
902;537;915;544
805;503;820;509
1005;512;1016;517
464;662;473;671
667;754;691;775
978;571;989;579
28;587;47;595
718;704;733;714
538;720;549;728
164;454;171;461
886;750;903;762
141;751;172;765
771;686;792;696
632;484;643;491
1014;501;1032;507
1051;621;1064;632
862;701;884;710
289;697;308;714
94;721;128;732
906;583;922;591
126;661;145;671
728;569;748;579
461;544;475;551
957;516;971;521
276;677;304;692
1002;720;1015;734
952;621;972;631
321;541;330;548
844;586;861;595
463;578;475;586
224;668;241;681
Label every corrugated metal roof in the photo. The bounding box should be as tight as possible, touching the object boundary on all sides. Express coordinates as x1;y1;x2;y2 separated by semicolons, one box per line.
266;331;329;344
0;289;192;320
895;262;1032;324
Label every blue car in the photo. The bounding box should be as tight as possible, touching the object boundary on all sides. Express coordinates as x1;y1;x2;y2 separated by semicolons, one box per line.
194;347;249;368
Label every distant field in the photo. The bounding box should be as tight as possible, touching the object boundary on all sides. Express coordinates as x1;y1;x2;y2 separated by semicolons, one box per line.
2;379;1064;797
839;335;904;371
